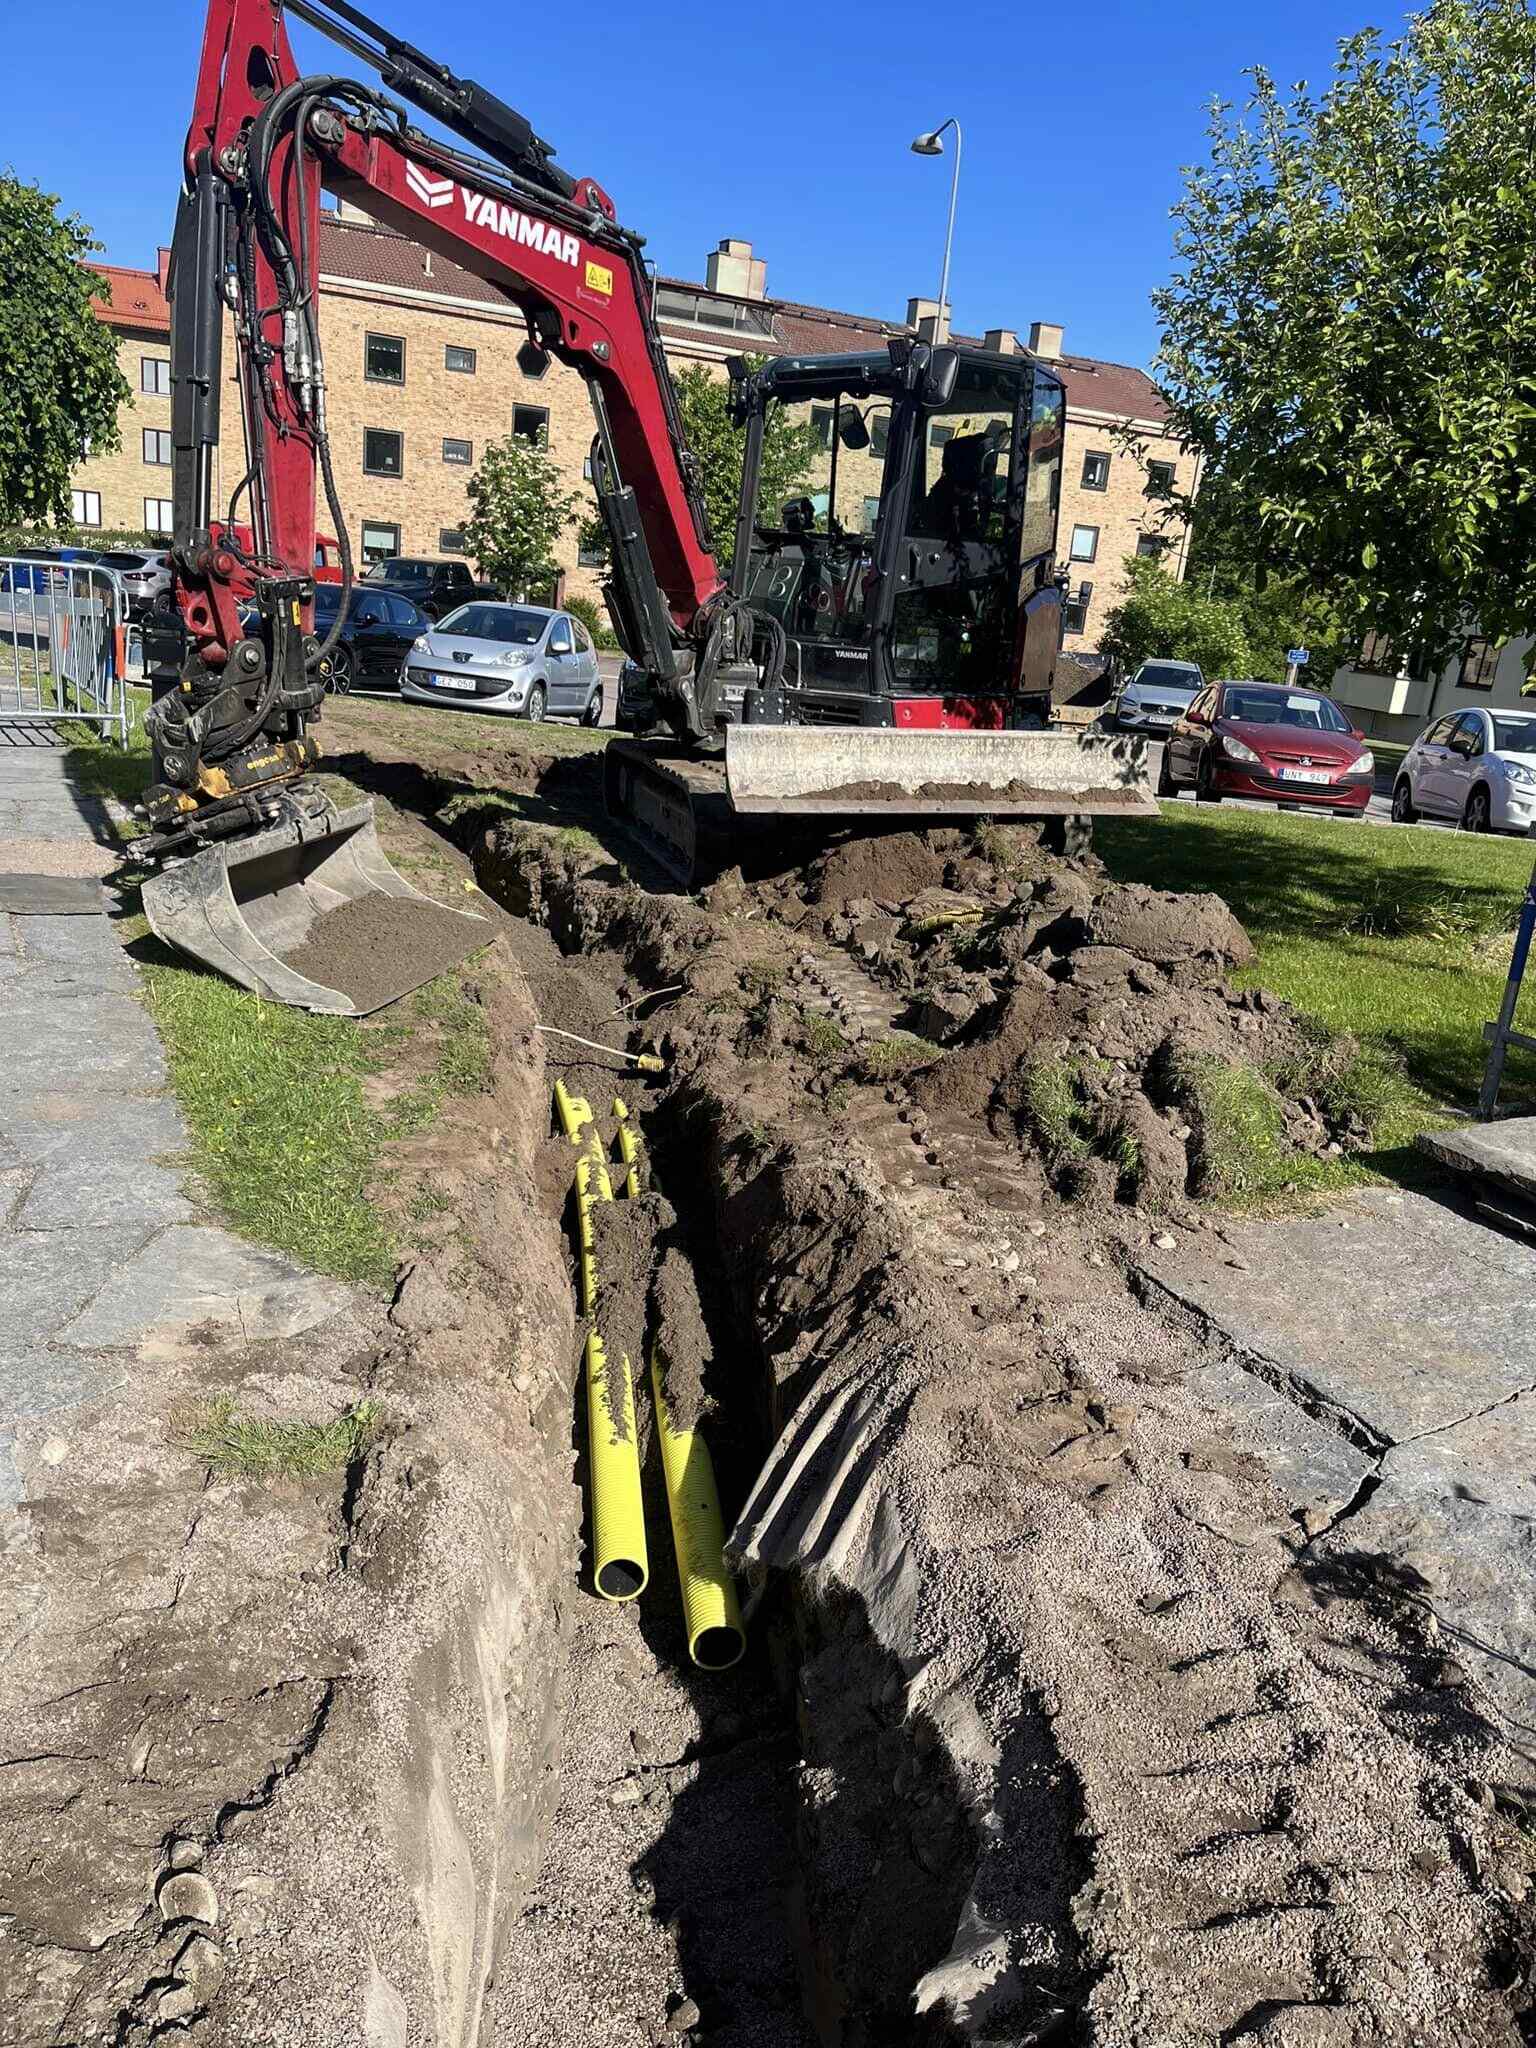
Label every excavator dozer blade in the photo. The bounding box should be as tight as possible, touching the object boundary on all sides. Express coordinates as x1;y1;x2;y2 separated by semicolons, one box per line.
725;724;1158;819
139;799;492;1016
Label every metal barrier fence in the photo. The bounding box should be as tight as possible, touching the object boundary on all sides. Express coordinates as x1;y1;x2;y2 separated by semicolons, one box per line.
0;555;132;746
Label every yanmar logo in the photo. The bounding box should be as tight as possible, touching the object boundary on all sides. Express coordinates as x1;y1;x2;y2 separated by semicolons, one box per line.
404;159;580;267
404;161;453;210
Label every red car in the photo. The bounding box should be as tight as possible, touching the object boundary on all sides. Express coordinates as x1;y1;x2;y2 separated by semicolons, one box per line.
1159;679;1374;814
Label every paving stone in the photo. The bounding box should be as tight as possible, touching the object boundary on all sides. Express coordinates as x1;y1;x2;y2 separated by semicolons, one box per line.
59;1223;350;1351
1185;1352;1377;1531
0;992;161;1092
1417;1117;1536;1206
6;1096;191;1229
1140;1187;1536;1442
0;1229;136;1361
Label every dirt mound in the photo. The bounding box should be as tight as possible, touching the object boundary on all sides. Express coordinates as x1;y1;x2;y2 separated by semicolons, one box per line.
650;1243;712;1429
805;828;959;907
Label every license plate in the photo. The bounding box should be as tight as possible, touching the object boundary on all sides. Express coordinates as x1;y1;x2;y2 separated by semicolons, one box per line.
1279;767;1331;785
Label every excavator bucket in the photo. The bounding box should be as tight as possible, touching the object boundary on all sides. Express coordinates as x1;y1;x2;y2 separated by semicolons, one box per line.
139;800;493;1016
724;724;1158;819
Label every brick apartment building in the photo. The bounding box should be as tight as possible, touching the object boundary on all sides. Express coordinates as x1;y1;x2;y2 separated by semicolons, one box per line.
72;219;1196;648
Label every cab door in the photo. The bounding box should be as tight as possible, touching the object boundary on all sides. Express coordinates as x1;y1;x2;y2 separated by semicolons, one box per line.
545;615;581;711
1435;711;1485;817
1168;686;1216;784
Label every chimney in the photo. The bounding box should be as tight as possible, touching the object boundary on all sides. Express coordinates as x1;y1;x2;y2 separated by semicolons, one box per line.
706;237;767;301
156;246;172;295
983;326;1016;355
1028;320;1064;362
906;295;951;343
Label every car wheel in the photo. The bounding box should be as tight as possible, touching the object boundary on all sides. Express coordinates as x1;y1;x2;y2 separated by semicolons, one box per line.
581;688;602;728
328;644;354;695
1195;753;1223;803
1391;777;1418;824
524;682;547;723
1155;745;1176;797
1464;784;1491;834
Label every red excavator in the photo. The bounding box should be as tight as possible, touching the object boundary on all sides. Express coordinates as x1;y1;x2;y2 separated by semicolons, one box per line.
136;0;1152;1011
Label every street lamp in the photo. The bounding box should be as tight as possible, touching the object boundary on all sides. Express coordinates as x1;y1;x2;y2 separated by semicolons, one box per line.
910;117;961;341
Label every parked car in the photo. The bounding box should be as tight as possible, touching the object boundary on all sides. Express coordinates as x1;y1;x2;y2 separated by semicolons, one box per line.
401;603;602;722
1159;678;1374;814
1392;706;1536;833
0;545;105;596
363;555;499;619
311;582;431;691
92;548;172;619
1107;658;1204;734
209;523;344;584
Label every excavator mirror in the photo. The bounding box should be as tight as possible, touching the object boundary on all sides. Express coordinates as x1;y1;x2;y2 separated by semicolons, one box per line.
922;348;960;408
837;408;871;451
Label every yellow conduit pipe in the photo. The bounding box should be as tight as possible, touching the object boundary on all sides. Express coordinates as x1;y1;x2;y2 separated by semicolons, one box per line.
585;1328;648;1600
554;1079;592;1146
650;1353;746;1669
613;1096;641;1197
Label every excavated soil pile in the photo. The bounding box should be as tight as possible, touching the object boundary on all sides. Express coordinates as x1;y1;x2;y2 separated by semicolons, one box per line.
587;1192;718;1433
279;890;492;1006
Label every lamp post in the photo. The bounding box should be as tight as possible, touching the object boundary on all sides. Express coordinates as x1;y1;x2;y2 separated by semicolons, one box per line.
910;117;961;341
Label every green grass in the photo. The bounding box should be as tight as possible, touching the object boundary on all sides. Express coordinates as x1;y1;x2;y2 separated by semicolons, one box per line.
1170;1052;1362;1205
1096;803;1536;1119
801;1010;847;1061
1016;1055;1095;1163
862;1032;944;1077
142;961;400;1286
175;1395;381;1479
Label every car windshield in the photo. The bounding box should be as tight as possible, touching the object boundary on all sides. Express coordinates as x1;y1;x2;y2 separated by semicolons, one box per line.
1223;687;1351;733
1137;664;1199;691
436;604;546;644
366;560;431;583
98;552;154;570
312;586;342;619
1491;714;1536;752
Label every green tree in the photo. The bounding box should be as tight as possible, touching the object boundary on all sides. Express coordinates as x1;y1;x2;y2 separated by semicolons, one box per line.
462;431;580;599
1099;556;1253;678
0;177;128;527
1153;0;1536;667
578;361;819;573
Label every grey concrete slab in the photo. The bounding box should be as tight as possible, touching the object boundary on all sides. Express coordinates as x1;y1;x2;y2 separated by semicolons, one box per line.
14;912;131;966
1186;1352;1377;1531
1417;1118;1536;1205
0;875;105;914
0;993;161;1093
1385;1393;1536;1518
1140;1187;1536;1443
59;1223;350;1351
0;1230;143;1378
4;1095;191;1229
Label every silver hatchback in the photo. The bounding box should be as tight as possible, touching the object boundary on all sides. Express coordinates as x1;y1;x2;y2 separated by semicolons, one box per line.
400;601;602;722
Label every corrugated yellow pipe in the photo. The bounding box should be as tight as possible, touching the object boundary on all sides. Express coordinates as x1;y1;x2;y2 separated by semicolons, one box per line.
553;1079;592;1146
586;1327;647;1600
650;1354;745;1669
613;1096;641;1197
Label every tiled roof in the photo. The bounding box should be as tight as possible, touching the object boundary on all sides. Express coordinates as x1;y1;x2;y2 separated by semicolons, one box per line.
88;263;170;335
87;220;1170;424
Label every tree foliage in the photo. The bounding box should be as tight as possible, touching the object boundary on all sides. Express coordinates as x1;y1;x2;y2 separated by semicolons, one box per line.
0;178;129;527
1153;0;1536;664
1099;557;1253;678
579;361;819;572
462;431;579;599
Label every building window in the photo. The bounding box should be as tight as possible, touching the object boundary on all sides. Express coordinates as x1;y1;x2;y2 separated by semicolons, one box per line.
583;454;595;481
442;437;473;465
1062;579;1093;636
578;535;607;567
1459;636;1500;690
445;344;477;374
140;356;171;396
653;284;778;340
439;527;467;553
513;405;549;445
1069;524;1099;563
144;497;173;534
364;429;403;477
863;496;881;535
365;333;405;384
1081;451;1110;491
143;427;173;466
1135;533;1168;559
360;521;400;566
870;412;890;459
1146;459;1175;496
811;404;835;452
71;489;101;529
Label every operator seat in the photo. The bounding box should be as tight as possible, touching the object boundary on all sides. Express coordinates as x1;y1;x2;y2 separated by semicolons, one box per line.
916;432;996;543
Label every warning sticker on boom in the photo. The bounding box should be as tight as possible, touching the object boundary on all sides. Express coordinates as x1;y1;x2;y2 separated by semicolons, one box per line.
585;260;614;297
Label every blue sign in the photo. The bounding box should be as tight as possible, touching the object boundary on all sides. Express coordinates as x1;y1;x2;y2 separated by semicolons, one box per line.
1286;647;1310;666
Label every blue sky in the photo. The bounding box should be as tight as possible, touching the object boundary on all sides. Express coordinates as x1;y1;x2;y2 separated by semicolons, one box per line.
10;0;1406;370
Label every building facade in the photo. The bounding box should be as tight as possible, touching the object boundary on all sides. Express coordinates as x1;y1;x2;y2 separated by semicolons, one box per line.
73;223;1196;643
1331;631;1534;744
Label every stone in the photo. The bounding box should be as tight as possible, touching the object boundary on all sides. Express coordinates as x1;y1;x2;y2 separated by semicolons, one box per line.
173;1931;225;1999
608;1778;644;1807
667;1996;702;2033
157;1870;218;1927
37;1435;68;1465
1153;1232;1177;1251
1417;1116;1536;1204
157;1985;200;2023
60;1223;348;1351
165;1839;203;1872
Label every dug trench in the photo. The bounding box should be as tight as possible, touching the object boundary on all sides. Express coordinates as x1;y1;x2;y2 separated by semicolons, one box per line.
438;740;1536;2047
14;712;1535;2045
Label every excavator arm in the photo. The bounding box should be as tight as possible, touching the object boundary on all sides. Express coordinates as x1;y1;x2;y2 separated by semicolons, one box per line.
149;0;726;850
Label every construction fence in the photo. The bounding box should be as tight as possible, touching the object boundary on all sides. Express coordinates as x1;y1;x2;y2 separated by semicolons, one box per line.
0;556;133;746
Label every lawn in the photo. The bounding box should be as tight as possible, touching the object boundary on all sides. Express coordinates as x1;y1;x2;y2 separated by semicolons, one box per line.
1096;803;1536;1121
